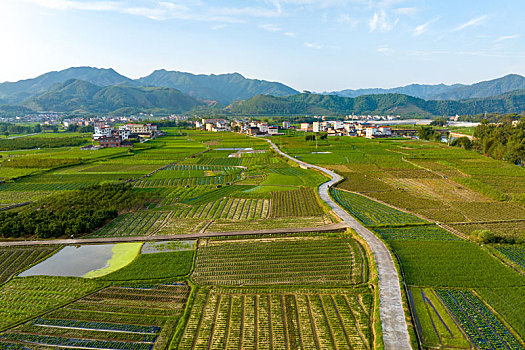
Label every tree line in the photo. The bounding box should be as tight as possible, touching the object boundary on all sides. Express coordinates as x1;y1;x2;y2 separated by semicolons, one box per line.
0;184;152;239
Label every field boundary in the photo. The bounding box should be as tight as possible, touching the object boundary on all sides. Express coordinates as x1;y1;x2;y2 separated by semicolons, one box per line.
0;222;349;247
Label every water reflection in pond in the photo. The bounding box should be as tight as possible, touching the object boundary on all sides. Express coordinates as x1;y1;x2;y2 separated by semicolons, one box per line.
19;244;115;277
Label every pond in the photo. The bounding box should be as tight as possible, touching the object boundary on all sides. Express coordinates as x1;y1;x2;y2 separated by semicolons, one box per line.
19;244;115;277
19;242;142;278
141;240;195;254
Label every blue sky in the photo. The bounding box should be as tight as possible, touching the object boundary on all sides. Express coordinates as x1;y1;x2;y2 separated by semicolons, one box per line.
0;0;524;91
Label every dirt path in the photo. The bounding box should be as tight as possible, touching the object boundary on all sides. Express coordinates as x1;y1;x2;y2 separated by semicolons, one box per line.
0;222;348;247
266;139;412;350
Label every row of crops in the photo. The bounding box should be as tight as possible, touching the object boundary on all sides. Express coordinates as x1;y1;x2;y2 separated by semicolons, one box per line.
494;245;525;271
330;188;427;226
172;198;270;221
192;237;367;286
436;289;523;349
195;157;242;166
162;164;239;172
374;225;462;242
0;276;101;329
133;173;242;188
270;188;324;218
0;284;190;350
0;182;93;191
178;288;373;350
91;211;170;237
0;246;58;284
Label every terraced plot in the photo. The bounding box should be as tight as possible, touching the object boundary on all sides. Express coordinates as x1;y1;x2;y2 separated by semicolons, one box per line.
0;246;58;284
0;283;190;350
177;288;373;350
192;237;367;286
330;188;427;226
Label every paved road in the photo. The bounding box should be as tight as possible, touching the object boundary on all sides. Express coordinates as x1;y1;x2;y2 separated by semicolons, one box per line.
0;222;348;247
266;139;412;350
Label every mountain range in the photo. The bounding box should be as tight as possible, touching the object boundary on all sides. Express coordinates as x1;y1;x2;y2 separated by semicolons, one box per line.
1;67;525;116
329;74;525;101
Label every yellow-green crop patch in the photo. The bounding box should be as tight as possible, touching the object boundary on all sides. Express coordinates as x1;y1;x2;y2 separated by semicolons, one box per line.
83;243;142;278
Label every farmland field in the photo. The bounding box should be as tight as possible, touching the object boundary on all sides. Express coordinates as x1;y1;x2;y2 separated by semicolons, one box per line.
177;287;374;350
331;188;427;226
192;236;367;286
0;246;59;284
0;283;190;350
0;276;102;329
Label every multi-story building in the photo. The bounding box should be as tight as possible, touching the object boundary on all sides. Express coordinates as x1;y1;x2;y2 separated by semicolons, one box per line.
282;121;291;129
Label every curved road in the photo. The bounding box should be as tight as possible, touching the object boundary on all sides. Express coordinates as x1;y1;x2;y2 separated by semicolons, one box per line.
266;139;411;350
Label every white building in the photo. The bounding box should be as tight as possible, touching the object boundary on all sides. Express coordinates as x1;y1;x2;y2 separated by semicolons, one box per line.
118;126;131;140
282;121;291;129
365;127;381;138
268;126;279;135
93;125;114;140
313;121;326;133
258;123;268;133
300;123;310;131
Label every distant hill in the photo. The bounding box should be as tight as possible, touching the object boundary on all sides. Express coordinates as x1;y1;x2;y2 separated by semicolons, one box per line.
433;74;525;100
0;67;132;104
135;70;299;104
224;90;525;116
22;79;204;114
330;74;525;101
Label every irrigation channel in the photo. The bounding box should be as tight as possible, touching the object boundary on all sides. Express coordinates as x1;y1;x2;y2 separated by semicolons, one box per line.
265;138;412;350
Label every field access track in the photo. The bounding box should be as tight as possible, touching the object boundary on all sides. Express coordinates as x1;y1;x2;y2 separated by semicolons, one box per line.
265;138;412;350
0;222;349;247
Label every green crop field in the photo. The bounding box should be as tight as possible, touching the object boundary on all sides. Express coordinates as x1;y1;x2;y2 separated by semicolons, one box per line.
270;187;325;217
0;246;58;284
0;283;190;350
177;287;374;350
0;276;102;329
331;188;427;226
192;236;367;286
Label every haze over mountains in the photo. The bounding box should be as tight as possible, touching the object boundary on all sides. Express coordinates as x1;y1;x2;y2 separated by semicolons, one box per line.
1;67;525;116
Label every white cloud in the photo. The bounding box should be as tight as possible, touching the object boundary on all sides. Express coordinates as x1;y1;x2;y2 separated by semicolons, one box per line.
369;10;397;32
337;14;358;28
494;34;520;43
377;45;389;53
284;32;296;37
454;15;488;31
413;16;440;36
394;7;419;16
304;42;323;49
18;0;282;22
259;23;281;32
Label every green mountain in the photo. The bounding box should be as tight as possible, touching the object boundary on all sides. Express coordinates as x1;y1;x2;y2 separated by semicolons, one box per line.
22;79;204;114
330;74;525;101
223;90;525;116
136;70;299;104
0;67;132;104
